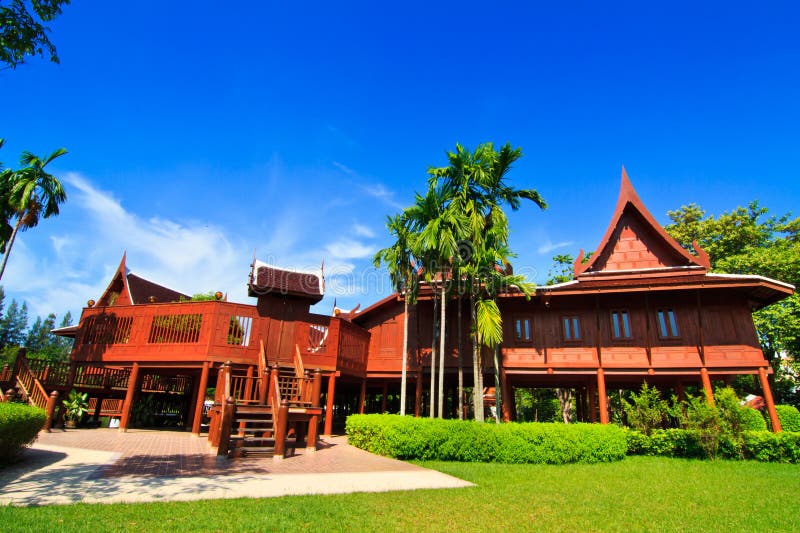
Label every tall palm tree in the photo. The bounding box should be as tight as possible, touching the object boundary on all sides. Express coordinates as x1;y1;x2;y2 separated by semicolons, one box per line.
429;142;545;421
0;147;68;280
373;212;417;416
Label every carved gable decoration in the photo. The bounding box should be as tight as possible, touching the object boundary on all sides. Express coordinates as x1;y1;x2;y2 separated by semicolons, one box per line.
575;168;710;279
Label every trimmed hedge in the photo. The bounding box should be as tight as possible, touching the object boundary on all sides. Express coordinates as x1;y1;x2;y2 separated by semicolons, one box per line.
346;414;627;464
625;428;800;463
775;405;800;432
0;402;46;462
740;407;767;431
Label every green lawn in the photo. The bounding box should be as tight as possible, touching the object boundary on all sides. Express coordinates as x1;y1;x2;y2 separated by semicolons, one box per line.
2;457;798;532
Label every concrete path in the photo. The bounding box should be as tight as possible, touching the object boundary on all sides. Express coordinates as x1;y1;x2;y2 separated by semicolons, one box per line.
0;430;472;506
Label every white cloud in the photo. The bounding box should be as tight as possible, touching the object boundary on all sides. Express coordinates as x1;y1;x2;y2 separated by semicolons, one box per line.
2;173;252;319
537;240;574;254
352;222;375;238
324;238;373;260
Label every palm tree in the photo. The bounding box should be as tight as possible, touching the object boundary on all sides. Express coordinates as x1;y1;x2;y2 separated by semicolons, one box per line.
373;212;417;416
0;147;68;280
428;142;545;421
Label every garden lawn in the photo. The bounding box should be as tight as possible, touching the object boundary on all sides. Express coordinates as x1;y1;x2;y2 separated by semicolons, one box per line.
2;456;798;532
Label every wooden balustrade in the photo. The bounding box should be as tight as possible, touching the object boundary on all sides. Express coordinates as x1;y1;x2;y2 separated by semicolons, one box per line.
16;358;50;410
73;301;264;364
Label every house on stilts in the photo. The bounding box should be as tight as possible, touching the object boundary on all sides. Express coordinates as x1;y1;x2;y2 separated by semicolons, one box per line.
0;169;793;456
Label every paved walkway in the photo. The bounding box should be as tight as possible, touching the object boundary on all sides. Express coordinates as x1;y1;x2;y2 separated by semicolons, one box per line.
0;429;472;506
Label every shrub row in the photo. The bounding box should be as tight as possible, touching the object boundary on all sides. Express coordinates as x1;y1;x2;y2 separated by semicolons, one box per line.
625;428;800;462
774;405;800;432
346;414;628;464
0;402;46;462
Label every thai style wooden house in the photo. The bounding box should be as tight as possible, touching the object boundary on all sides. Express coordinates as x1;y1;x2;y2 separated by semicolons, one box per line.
0;169;793;454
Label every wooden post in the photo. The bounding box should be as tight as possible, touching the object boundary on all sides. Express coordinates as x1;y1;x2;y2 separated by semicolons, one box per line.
191;362;211;436
323;373;336;435
700;368;715;406
44;390;59;432
306;369;323;453
216;396;235;457
119;362;140;432
588;383;597;423
500;367;513;422
274;399;290;460
597;368;609;424
93;395;104;422
358;379;366;414
381;381;388;413
414;371;422;417
759;367;782;432
267;364;278;406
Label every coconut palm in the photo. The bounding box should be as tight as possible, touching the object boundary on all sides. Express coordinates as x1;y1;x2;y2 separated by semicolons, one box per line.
373;212;417;416
0;147;68;280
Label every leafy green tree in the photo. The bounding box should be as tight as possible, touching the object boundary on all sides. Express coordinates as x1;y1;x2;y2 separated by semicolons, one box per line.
665;201;800;404
0;0;71;70
622;382;669;435
0;146;68;280
0;298;28;347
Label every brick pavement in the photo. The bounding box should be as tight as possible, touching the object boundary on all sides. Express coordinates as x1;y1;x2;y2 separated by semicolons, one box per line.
36;428;425;477
1;429;472;506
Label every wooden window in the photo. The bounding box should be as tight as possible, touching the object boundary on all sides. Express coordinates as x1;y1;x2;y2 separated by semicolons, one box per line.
514;318;532;342
562;316;581;341
656;309;680;338
610;310;632;339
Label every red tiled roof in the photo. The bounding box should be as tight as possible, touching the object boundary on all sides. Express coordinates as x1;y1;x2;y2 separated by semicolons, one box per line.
249;262;324;303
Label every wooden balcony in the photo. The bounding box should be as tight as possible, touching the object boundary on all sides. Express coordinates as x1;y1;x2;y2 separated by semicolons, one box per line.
72;301;371;376
73;301;267;365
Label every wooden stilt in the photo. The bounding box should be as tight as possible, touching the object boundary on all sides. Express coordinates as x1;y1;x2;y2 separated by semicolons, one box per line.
759;367;782;432
323;373;336;435
191;362;210;435
358;379;366;414
499;367;513;422
675;381;685;402
381;381;388;413
700;368;715;406
597;368;609;424
119;362;140;432
43;391;59;432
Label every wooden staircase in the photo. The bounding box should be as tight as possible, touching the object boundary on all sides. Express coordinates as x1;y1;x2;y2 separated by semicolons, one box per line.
210;343;324;459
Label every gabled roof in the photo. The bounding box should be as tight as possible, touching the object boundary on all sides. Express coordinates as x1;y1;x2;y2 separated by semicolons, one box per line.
574;167;710;279
248;260;324;303
94;253;189;307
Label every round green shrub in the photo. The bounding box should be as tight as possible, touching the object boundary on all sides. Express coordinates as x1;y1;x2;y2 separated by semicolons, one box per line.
0;402;46;462
739;407;767;431
775;405;800;432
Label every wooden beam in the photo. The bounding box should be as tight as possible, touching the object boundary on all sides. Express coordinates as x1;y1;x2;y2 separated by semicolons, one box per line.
358;379;366;414
323;373;336;435
597;368;609;424
759;367;782;432
700;367;715;406
119;362;140;432
191;362;210;436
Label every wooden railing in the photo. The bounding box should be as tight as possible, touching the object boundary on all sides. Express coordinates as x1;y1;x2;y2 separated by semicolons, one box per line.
294;316;370;376
73;301;264;363
87;397;124;416
16;358;49;410
74;365;131;389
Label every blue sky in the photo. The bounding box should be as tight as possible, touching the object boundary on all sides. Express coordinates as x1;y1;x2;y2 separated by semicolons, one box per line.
2;1;799;320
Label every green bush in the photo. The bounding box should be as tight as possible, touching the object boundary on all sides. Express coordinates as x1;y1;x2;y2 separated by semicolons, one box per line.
774;405;800;432
741;431;800;463
624;428;705;459
622;382;669;435
0;402;46;462
345;414;627;464
739;407;767;431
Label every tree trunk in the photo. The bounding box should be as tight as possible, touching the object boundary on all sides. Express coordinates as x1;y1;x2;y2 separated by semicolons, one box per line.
493;344;502;422
0;217;23;281
400;293;409;416
557;388;573;424
470;290;484;422
457;294;464;420
429;293;438;418
438;281;446;418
